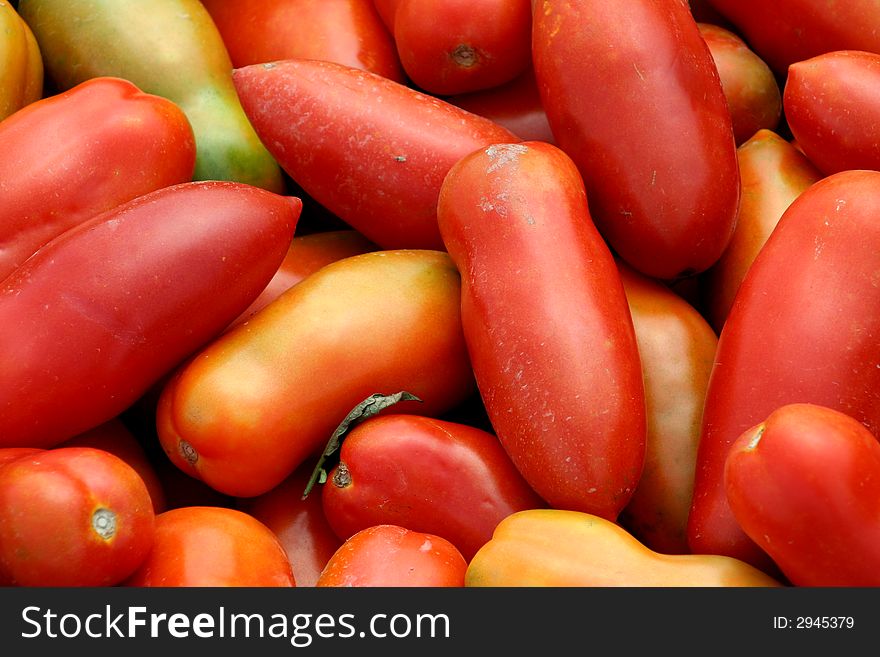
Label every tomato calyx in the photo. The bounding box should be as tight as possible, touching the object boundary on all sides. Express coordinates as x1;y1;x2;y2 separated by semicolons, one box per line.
331;461;352;489
302;390;421;499
91;508;117;541
451;44;478;68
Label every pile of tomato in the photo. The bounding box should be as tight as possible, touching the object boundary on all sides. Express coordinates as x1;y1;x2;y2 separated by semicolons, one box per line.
2;0;879;588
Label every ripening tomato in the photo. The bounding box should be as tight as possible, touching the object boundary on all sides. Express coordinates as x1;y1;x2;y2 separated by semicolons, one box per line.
532;0;740;280
690;170;880;571
725;403;880;587
784;50;880;176
466;509;782;587
201;0;405;82
125;506;295;587
156;250;475;498
0;0;42;121
437;141;646;519
316;525;467;587
0;447;155;587
320;414;546;560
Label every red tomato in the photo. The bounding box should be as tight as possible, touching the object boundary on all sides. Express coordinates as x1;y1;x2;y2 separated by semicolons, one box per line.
532;0;740;280
316;525;466;587
437;141;646;519
156;250;475;498
0;76;196;281
784;50;880;176
320;414;546;560
698;23;781;146
447;66;555;144
201;0;405;82
725;404;880;587
0;448;44;469
0;447;155;586
61;418;167;514
229;229;377;330
690;170;880;571
390;0;532;95
703;129;822;332
0;181;301;448
0;1;42;121
617;262;718;555
705;0;880;74
237;462;342;588
125;506;295;587
232;58;519;250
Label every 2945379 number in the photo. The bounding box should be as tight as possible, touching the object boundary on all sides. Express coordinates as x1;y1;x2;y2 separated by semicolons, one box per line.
773;616;855;629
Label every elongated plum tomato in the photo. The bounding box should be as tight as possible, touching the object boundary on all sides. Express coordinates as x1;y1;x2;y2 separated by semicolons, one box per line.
0;1;43;121
725;403;880;587
316;525;467;587
156;250;475;498
321;414;546;560
437;140;646;519
0;447;155;587
125;506;295;587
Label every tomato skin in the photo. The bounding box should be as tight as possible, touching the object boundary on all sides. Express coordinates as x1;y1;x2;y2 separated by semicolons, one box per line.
125;506;295;587
0;447;155;587
156;250;475;498
230;229;377;330
703;130;821;333
784;51;880;176
201;0;404;83
617;262;718;555
689;170;880;571
232;58;519;250
725;404;880;587
61;419;167;514
0;1;43;121
466;509;782;587
437;141;646;519
237;462;342;588
0;181;301;448
532;0;739;280
0;76;196;282
391;0;532;95
316;525;466;587
705;0;880;74
321;414;545;560
448;66;555;144
698;23;781;146
18;0;283;192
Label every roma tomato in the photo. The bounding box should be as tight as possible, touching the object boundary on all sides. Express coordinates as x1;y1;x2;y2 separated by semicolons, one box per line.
18;0;284;192
0;447;155;587
0;181;301;448
690;170;880;571
532;0;739;280
725;404;880;587
705;0;880;74
320;414;546;560
0;76;196;281
237;462;342;588
448;66;554;144
61;418;167;514
784;50;880;176
390;0;531;95
0;0;42;121
232;58;519;250
229;229;377;330
316;525;467;587
437;141;646;519
698;23;781;146
703;129;822;332
125;506;295;587
465;509;782;587
201;0;405;83
0;448;43;468
156;250;475;498
617;262;718;555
